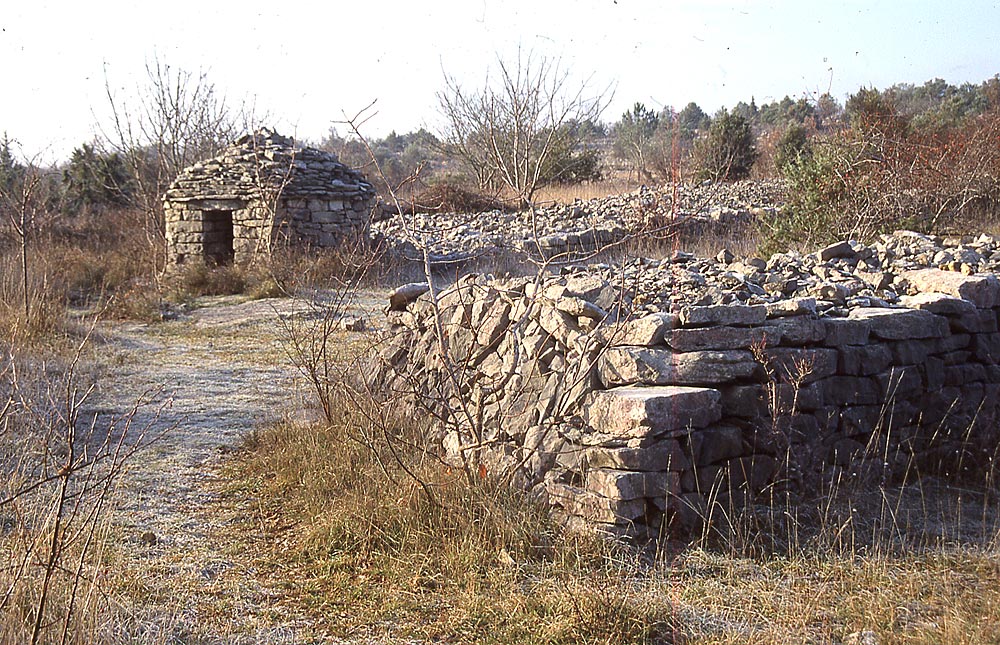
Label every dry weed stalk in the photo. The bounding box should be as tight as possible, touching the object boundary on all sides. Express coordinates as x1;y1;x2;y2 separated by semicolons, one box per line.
0;328;154;643
750;338;814;428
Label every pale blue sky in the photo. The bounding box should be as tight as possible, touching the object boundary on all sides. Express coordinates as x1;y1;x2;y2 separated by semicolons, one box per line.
2;0;998;163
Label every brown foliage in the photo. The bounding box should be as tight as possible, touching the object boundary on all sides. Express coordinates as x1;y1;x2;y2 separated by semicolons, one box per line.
404;179;507;214
765;103;1000;252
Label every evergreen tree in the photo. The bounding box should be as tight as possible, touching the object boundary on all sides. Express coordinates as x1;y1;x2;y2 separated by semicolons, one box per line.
695;110;757;181
62;143;133;213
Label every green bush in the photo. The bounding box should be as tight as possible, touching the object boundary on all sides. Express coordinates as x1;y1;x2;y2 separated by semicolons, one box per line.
695;110;757;181
539;137;602;185
774;124;812;173
759;137;850;255
62;144;134;215
613;102;659;180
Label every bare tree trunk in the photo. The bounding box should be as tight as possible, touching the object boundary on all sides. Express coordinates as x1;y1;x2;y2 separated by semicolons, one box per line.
1;160;42;323
20;207;28;320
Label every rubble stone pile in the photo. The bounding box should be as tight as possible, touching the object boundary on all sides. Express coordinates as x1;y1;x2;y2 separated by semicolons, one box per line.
371;181;783;263
596;229;1000;313
370;230;1000;537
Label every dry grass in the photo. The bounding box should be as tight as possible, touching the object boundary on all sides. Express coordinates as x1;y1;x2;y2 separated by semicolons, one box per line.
668;472;1000;643
0;207;164;342
227;393;679;644
227;376;1000;644
667;543;1000;643
0;338;152;644
534;178;643;205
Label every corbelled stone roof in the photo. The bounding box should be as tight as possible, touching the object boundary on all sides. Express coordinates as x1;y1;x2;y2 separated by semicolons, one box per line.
163;129;374;202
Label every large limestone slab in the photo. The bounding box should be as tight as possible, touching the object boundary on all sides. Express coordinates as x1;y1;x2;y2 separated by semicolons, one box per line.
839;344;893;376
686;426;746;466
389;282;430;311
680;455;777;494
822;376;880;406
585;385;722;438
545;482;645;523
554;296;607;321
584;440;689;472
546;274;617;310
765;297;818;318
901;268;1000;308
598;347;759;387
847;307;949;340
818;240;856;261
595;312;679;347
585;469;679;501
536;305;582;347
822;318;871;346
899;292;978;316
761;316;827;345
680;304;767;327
664;326;769;351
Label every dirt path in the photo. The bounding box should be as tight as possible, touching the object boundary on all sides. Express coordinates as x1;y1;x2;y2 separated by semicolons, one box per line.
87;293;384;643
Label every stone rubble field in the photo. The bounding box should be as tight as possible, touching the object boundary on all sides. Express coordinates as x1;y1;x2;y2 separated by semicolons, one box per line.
371;180;783;262
594;228;1000;313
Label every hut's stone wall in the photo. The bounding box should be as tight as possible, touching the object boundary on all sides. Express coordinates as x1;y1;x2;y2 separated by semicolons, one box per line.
163;130;375;265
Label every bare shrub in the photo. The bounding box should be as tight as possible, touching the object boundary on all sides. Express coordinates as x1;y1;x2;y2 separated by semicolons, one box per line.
761;100;1000;253
437;50;609;207
0;336;150;643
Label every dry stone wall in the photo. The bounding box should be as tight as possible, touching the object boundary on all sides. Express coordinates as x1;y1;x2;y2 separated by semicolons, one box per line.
370;231;1000;537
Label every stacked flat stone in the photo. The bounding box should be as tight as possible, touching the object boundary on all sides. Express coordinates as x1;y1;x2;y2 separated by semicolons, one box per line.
371;180;782;263
163;129;375;264
371;233;1000;538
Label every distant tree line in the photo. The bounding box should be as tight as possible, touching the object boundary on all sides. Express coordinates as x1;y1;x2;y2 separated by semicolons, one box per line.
2;72;998;222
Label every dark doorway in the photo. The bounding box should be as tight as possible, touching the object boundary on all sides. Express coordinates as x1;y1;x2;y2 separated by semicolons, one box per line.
202;210;235;265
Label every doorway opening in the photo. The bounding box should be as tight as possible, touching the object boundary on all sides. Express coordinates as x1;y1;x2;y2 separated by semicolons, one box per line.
202;210;235;265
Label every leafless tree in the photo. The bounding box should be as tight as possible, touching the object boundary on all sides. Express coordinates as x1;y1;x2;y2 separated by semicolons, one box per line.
100;57;253;270
437;50;610;207
0;152;47;321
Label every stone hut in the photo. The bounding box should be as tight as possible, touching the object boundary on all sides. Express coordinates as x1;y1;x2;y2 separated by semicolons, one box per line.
163;129;376;265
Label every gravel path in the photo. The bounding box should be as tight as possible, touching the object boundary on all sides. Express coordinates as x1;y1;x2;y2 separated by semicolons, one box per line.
85;293;385;643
